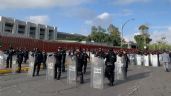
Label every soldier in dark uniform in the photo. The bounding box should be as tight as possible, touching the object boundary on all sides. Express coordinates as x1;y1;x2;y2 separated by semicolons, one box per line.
23;48;29;64
54;47;63;80
61;48;66;72
82;49;90;74
42;51;47;69
75;48;84;84
105;48;117;86
16;48;24;73
33;48;43;76
5;47;14;68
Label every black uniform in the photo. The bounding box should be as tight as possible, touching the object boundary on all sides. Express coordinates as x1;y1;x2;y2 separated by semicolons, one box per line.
75;51;84;84
16;50;24;73
42;52;47;69
82;52;89;74
61;49;66;72
33;50;43;76
5;48;14;68
54;50;62;80
23;49;29;63
123;53;130;79
105;50;117;86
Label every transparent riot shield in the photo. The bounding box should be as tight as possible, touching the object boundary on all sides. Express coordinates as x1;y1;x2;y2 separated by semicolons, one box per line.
115;55;124;80
144;55;149;66
91;55;104;89
46;55;55;80
150;54;159;67
128;54;136;65
0;51;5;69
67;55;77;86
12;55;17;74
136;55;142;66
28;53;35;77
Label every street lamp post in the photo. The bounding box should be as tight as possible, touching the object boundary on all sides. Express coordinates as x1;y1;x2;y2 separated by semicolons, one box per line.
121;18;134;48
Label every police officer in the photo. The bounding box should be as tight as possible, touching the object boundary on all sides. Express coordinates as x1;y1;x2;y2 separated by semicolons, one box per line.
61;48;66;72
33;48;43;76
75;48;84;84
54;47;63;80
5;47;14;68
105;48;117;86
82;49;89;74
23;48;29;64
16;48;24;73
42;51;47;69
96;48;105;58
123;51;130;79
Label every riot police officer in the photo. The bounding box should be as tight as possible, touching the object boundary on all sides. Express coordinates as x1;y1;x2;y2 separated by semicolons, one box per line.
33;48;43;76
82;49;89;74
54;47;63;80
16;48;24;73
105;48;117;86
96;48;105;58
5;47;14;68
75;48;84;84
42;51;47;69
23;48;29;64
61;48;66;72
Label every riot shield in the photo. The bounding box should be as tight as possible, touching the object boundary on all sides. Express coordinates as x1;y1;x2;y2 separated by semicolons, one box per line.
67;55;77;86
46;55;55;80
91;55;104;89
128;54;136;65
150;54;159;67
115;55;124;80
28;52;35;77
0;51;5;69
136;55;142;66
144;55;149;66
12;55;17;74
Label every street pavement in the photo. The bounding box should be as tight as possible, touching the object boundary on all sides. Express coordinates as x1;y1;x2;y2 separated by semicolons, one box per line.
0;65;171;96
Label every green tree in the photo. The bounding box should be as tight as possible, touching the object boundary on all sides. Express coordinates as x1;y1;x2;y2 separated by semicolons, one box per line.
107;24;121;46
134;24;152;49
88;26;107;43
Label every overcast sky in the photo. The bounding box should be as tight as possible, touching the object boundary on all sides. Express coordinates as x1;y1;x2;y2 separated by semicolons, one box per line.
0;0;171;43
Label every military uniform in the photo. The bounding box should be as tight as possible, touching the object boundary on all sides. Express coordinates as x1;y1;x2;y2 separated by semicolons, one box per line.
54;50;62;80
105;50;117;86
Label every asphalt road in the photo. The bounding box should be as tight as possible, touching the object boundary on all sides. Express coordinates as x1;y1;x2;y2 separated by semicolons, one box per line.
0;65;171;96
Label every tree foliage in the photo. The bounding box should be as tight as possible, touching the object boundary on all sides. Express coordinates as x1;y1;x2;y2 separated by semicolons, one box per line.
134;24;152;49
87;24;121;46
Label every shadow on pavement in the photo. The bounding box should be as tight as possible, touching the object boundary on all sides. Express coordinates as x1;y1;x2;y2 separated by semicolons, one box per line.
115;71;151;86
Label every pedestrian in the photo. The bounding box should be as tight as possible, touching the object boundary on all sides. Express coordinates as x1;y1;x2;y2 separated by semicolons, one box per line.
5;47;14;68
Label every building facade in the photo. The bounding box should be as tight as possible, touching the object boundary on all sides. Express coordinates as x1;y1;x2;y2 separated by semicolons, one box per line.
0;16;57;41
